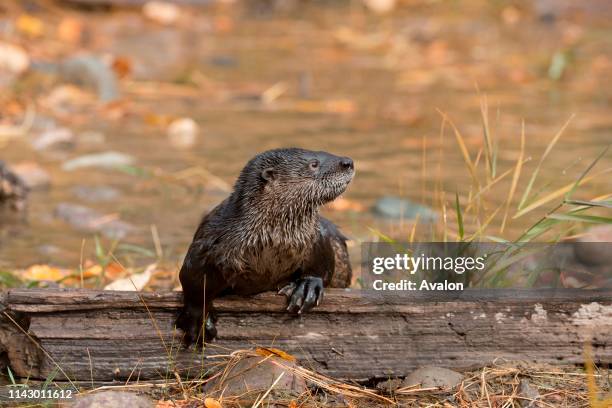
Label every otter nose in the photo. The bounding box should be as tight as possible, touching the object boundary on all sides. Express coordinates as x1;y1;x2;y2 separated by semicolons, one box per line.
340;157;354;170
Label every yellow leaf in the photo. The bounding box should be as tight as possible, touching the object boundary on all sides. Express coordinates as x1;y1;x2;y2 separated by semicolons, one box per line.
204;397;222;408
82;264;103;278
57;18;83;44
16;14;44;37
327;197;364;212
23;265;68;282
256;347;296;362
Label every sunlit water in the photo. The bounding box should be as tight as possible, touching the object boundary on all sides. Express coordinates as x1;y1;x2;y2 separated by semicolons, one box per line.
1;2;610;272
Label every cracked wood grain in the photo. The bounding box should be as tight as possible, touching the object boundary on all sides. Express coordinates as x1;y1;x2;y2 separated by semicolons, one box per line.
0;288;610;382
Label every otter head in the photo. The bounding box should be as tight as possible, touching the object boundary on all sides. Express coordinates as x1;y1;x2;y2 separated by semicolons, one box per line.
235;148;355;211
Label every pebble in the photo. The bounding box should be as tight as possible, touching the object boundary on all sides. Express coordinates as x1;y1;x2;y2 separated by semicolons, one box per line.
143;1;181;25
55;203;133;240
72;186;120;202
573;225;612;266
373;196;437;221
518;379;540;408
62;151;135;171
363;0;396;14
31;128;74;151
403;366;464;390
78;130;106;145
70;391;153;408
59;54;120;102
204;355;307;400
11;162;51;190
0;42;30;74
167;117;199;149
376;378;403;394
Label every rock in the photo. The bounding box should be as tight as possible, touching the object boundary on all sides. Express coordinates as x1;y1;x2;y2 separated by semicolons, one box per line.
373;196;437;221
59;54;119;102
518;379;540;408
62;151;135;171
403;367;463;390
72;186;120;202
208;55;238;67
71;391;153;408
31;128;74;151
167;117;199;149
55;203;134;239
0;161;29;211
376;378;403;394
363;0;396;14
108;28;186;81
78;130;106;145
0;42;30;74
573;225;612;266
204;355;307;400
11;162;51;190
143;1;181;25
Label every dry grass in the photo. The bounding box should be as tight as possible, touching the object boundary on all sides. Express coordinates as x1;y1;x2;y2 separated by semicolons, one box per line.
81;348;609;407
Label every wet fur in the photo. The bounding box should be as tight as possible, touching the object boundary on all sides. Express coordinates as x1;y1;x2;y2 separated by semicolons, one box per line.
177;148;354;346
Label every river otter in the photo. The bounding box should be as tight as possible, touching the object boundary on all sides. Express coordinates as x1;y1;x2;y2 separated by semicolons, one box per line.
176;148;354;346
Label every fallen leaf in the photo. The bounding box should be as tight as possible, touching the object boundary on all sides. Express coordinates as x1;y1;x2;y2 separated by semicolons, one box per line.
112;57;132;78
145;113;173;127
57;18;84;44
105;262;125;280
16;14;44;37
82;264;103;278
23;265;69;282
256;347;296;362
204;397;222;408
214;15;234;33
104;264;155;291
327;197;364;212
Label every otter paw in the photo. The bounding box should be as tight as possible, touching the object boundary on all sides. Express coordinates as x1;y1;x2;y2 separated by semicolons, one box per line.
176;309;218;348
281;276;324;314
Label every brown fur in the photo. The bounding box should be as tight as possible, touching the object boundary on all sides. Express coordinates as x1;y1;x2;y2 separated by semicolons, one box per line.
176;148;354;346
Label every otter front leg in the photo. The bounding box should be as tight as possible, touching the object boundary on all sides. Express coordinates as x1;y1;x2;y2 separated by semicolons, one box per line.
280;232;335;314
176;252;227;347
279;277;324;314
176;303;217;346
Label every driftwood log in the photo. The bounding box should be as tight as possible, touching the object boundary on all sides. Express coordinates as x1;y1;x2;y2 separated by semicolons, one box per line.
0;288;610;383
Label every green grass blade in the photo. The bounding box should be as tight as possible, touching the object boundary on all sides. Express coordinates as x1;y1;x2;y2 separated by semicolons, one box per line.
565;145;610;200
564;199;612;209
455;192;464;241
517;114;574;210
513;168;612;219
547;213;612;224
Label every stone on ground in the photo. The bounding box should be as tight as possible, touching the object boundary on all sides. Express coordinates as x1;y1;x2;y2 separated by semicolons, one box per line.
69;391;153;408
402;366;464;390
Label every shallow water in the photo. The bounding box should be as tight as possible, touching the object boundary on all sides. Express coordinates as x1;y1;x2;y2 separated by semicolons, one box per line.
1;1;611;272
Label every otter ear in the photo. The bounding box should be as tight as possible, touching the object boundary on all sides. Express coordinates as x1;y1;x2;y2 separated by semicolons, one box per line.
261;167;276;182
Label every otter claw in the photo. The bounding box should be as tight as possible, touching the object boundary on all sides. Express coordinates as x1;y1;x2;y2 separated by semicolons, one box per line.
285;276;324;314
278;282;297;297
176;308;217;348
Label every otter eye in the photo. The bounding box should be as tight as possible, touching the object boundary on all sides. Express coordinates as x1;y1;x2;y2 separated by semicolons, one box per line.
309;160;320;171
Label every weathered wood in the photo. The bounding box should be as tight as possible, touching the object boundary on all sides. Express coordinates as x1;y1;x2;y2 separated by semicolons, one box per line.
0;288;611;382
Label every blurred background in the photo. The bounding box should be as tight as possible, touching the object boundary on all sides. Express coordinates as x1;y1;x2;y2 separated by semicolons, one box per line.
0;0;610;289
